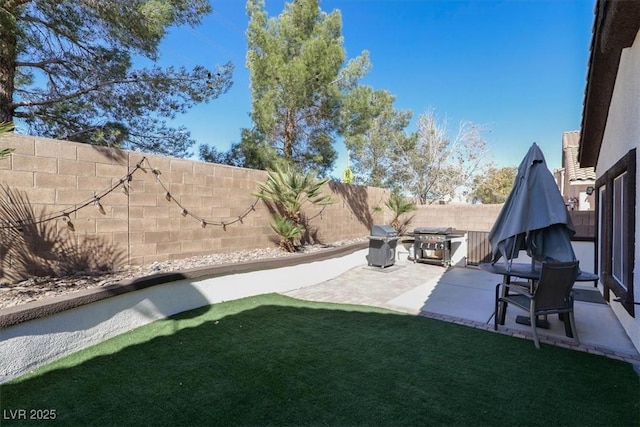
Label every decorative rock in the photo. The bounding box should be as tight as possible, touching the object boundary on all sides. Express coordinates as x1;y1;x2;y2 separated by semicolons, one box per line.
0;238;367;310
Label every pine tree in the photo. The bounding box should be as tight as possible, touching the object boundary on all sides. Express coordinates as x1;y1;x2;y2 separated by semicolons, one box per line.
244;0;370;174
0;0;233;157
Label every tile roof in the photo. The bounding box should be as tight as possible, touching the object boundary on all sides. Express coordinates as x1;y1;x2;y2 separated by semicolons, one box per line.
563;131;596;182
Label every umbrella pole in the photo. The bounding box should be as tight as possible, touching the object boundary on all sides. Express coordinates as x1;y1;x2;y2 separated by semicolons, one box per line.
508;236;518;273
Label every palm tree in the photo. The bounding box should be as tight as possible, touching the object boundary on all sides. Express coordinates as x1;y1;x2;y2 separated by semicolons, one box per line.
270;214;305;252
254;163;333;251
385;192;416;235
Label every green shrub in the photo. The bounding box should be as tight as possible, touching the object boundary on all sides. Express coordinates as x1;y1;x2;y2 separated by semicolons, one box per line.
255;163;333;252
385;192;416;235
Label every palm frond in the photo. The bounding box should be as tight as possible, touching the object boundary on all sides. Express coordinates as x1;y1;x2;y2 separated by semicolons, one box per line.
385;192;417;234
270;214;304;252
0;122;15;160
254;163;333;222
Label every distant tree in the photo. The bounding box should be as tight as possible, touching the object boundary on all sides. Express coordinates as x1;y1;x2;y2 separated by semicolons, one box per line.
340;162;354;184
391;111;491;204
199;144;235;167
200;128;284;170
343;88;414;187
470;166;517;204
244;0;371;175
0;0;233;157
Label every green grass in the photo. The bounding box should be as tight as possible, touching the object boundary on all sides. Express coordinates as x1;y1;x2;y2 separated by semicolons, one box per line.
1;294;638;426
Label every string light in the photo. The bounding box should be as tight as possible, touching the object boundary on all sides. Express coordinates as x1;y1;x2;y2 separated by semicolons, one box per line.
136;160;147;173
139;157;261;228
94;195;105;215
61;213;73;230
0;156;281;232
118;174;134;196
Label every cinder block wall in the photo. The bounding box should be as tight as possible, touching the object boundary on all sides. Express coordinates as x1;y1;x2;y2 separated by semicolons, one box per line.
0;134;387;280
409;204;596;239
3;134;591;281
410;204;504;232
407;204;594;268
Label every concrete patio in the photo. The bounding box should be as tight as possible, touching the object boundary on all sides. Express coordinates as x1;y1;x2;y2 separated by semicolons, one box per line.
283;249;640;364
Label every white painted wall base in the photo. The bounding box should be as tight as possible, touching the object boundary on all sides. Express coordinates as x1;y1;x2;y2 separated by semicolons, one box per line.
0;250;367;383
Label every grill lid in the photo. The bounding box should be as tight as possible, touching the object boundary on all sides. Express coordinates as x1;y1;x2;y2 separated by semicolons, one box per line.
413;227;453;235
370;224;398;237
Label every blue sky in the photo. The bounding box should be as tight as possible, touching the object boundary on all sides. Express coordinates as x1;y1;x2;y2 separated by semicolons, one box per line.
159;0;595;175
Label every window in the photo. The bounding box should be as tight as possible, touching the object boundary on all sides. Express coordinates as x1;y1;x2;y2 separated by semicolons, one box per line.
595;149;635;316
612;172;628;287
597;185;605;281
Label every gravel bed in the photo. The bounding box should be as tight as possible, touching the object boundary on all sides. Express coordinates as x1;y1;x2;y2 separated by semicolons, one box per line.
0;238;367;310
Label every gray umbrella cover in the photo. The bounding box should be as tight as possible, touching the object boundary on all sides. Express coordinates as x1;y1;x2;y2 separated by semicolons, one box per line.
488;143;576;267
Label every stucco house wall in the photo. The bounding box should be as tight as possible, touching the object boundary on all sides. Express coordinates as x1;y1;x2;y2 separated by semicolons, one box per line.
596;29;640;351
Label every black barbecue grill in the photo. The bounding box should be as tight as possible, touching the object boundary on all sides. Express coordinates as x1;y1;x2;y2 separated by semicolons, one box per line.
367;225;399;268
413;227;463;267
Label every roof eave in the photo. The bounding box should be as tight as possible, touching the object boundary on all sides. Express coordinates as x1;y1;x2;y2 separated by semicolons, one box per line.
578;0;640;167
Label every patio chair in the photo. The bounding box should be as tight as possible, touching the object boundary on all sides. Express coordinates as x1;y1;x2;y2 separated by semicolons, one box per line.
494;261;580;349
493;274;534;327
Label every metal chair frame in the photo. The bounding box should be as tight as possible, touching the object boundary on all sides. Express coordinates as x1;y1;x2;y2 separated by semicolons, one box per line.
494;261;580;349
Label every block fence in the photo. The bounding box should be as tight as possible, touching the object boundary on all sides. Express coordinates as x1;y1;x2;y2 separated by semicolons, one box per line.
0;134;391;281
0;133;592;283
410;204;595;237
410;204;503;232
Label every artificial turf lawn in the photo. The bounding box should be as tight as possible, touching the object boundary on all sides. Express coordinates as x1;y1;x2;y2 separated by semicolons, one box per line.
1;293;639;426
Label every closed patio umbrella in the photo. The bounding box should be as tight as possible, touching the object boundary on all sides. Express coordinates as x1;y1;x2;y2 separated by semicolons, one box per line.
488;143;576;270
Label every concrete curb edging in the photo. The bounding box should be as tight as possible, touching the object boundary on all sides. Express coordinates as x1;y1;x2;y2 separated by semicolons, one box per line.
0;243;368;383
0;242;368;329
419;310;640;365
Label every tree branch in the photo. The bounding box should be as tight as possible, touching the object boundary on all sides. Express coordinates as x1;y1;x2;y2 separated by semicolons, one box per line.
2;0;31;13
15;59;65;68
11;72;206;109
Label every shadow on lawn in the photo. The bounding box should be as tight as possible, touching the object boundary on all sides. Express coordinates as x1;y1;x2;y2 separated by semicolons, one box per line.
1;294;638;427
